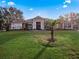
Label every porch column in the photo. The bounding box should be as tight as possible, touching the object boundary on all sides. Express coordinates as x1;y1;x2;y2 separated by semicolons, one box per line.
33;21;36;30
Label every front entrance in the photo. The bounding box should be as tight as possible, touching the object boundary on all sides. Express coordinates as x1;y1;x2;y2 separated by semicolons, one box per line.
36;22;41;30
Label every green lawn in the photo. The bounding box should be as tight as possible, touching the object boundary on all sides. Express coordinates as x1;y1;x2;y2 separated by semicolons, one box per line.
0;31;79;59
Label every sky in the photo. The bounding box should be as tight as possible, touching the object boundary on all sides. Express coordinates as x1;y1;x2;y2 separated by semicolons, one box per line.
0;0;79;19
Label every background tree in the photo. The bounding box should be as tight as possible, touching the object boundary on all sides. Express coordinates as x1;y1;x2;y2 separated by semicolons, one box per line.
0;7;5;30
15;9;23;20
0;20;4;30
74;13;79;30
0;7;24;31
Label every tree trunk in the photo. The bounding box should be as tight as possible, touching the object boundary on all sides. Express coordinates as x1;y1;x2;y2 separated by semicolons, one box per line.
0;23;2;30
5;23;10;31
0;20;4;30
51;26;55;42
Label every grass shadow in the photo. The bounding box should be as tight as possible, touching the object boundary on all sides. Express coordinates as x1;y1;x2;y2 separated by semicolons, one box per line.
33;41;53;59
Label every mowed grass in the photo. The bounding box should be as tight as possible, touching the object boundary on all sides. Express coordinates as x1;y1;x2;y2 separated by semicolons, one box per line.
0;31;79;59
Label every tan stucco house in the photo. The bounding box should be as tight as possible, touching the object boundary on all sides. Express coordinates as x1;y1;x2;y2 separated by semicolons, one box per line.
26;16;47;30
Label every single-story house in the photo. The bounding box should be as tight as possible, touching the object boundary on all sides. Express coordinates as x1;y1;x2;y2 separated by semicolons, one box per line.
26;16;47;30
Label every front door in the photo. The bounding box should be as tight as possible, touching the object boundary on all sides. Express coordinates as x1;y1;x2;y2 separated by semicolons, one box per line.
36;22;41;30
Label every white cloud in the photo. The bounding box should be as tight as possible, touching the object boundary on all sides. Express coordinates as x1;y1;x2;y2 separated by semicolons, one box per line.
8;1;16;6
2;0;6;3
29;8;33;11
1;0;6;7
64;0;71;4
63;5;68;8
62;0;71;8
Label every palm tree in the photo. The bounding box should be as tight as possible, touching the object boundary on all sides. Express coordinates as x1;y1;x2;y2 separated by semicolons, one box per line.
47;19;58;42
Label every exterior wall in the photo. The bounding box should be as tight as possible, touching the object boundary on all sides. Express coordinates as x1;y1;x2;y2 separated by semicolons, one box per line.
57;13;78;30
28;23;33;30
57;20;79;30
11;23;23;30
33;19;45;30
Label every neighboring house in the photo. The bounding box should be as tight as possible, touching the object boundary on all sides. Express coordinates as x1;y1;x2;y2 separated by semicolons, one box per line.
57;13;79;30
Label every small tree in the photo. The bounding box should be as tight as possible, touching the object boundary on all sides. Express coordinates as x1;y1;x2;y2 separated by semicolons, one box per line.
47;20;58;42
